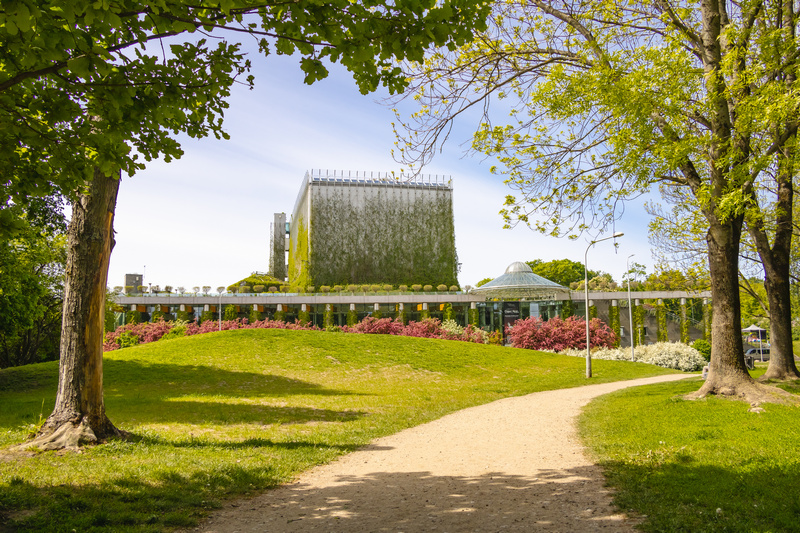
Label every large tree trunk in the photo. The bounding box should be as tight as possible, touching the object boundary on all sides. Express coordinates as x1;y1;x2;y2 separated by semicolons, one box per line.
760;265;798;380
751;175;800;381
23;168;124;450
751;0;800;381
688;219;788;403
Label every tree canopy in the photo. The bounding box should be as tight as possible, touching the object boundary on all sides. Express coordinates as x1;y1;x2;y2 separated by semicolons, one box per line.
1;0;490;236
526;258;598;287
395;0;800;400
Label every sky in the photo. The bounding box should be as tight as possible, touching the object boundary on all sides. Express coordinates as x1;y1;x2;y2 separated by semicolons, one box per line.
107;50;658;292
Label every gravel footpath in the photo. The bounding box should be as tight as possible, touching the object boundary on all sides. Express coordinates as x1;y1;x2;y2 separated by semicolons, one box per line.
191;374;694;532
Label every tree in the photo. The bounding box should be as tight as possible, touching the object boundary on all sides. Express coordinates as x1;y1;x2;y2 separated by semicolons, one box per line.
526;258;598;287
0;203;66;368
395;0;799;402
5;0;490;449
570;273;618;292
650;191;800;380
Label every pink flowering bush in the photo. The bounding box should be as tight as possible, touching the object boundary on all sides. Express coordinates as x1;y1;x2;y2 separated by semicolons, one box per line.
104;315;489;351
401;317;446;338
103;320;175;351
506;316;616;352
342;317;404;335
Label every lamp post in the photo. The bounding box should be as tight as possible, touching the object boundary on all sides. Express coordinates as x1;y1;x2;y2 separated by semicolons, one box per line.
626;254;635;362
584;232;624;378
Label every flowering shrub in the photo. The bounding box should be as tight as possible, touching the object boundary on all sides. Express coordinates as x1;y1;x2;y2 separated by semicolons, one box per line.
103;319;175;351
104;315;493;352
402;318;444;338
487;330;503;345
343;317;403;335
561;342;706;371
507;316;616;352
440;319;463;337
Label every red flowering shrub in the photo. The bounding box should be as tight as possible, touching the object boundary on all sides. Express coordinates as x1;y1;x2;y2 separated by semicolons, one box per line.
507;316;616;352
103;319;175;351
104;314;491;351
342;317;404;335
401;318;444;338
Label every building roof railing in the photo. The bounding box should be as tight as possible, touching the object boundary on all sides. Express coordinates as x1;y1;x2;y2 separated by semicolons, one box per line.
305;169;452;189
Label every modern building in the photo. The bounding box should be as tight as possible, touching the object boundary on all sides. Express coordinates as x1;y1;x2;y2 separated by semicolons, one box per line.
118;262;711;346
124;273;143;294
273;170;458;289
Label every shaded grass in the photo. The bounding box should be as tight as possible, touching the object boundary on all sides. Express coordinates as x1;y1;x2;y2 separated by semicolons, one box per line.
1;328;678;532
580;368;800;532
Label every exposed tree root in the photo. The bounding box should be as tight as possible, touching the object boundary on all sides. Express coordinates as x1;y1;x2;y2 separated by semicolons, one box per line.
685;379;799;406
757;370;800;382
14;416;128;452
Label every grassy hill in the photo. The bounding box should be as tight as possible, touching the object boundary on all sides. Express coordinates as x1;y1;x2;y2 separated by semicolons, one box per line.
0;329;675;532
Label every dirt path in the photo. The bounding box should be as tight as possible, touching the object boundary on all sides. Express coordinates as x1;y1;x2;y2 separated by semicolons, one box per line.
191;374;694;532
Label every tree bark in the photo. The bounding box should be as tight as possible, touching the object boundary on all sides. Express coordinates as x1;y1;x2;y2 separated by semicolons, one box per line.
689;218;791;403
692;219;751;391
760;262;798;380
22;168;125;450
749;161;799;381
752;0;800;382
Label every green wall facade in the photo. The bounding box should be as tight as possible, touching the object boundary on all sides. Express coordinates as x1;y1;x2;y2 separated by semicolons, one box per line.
288;175;458;288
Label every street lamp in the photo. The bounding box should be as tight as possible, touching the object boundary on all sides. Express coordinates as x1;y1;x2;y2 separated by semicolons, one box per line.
584;232;624;378
626;254;635;362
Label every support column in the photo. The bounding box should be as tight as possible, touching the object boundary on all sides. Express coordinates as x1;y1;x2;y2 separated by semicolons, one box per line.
656;299;667;342
634;299;644;346
680;298;689;343
469;302;478;327
609;300;620;347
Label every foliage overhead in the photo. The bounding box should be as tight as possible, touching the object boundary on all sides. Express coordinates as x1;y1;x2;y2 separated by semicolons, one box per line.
0;0;491;236
394;0;798;238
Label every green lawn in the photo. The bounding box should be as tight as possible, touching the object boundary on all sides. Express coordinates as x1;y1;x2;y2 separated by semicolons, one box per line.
580;366;800;532
0;328;676;532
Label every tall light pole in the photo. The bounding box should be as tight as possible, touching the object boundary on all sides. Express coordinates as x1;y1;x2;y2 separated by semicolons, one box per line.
626;254;635;362
584;232;624;378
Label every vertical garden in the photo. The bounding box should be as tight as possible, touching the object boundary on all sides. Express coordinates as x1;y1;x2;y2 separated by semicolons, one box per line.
288;177;458;288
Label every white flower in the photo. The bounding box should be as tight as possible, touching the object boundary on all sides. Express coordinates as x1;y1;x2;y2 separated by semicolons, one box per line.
560;342;705;371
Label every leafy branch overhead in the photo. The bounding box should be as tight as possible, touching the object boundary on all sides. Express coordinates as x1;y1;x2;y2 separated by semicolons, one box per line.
0;0;490;221
394;0;798;237
394;0;800;398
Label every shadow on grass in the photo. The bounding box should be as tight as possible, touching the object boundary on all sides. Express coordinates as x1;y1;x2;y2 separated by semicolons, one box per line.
116;400;366;426
599;460;800;532
0;359;366;436
186;466;641;532
103;359;360;398
2;464;632;533
0;440;356;533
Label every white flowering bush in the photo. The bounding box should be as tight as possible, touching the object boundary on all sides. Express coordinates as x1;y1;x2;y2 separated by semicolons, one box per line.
561;342;706;371
441;319;488;343
440;319;464;336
